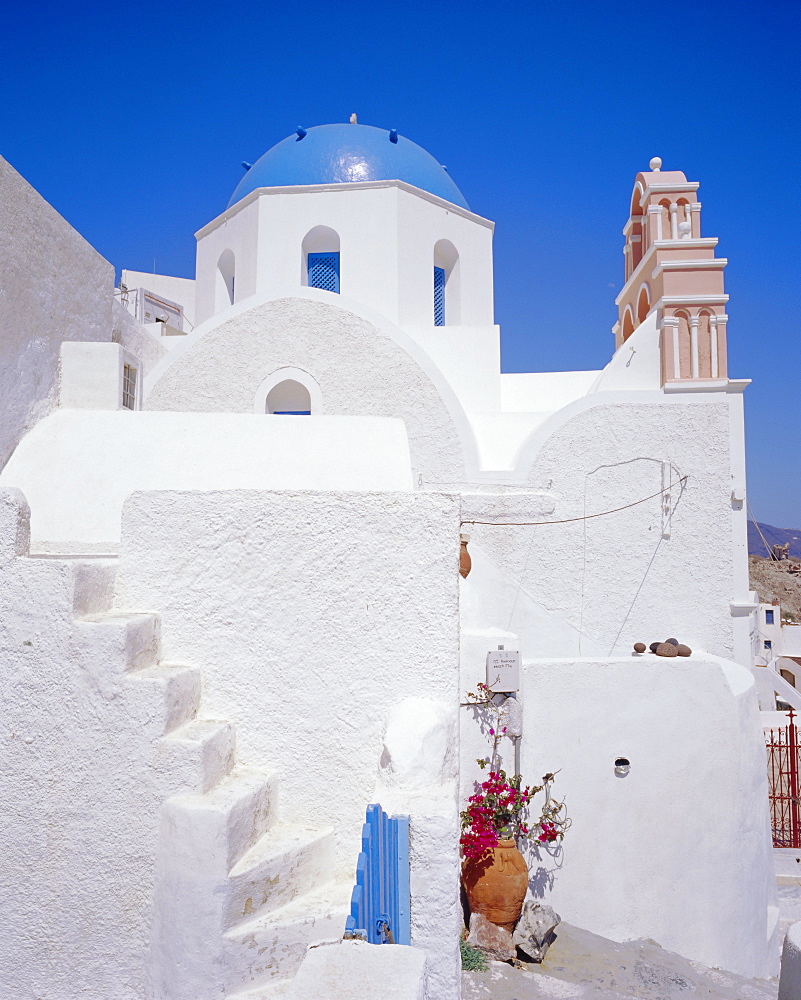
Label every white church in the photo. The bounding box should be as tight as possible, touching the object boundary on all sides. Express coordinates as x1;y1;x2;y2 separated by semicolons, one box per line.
0;121;779;999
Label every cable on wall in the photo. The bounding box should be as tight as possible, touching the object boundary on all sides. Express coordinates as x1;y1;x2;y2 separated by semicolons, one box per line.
460;476;688;528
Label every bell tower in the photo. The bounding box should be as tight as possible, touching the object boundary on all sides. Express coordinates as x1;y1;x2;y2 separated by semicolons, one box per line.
614;157;729;387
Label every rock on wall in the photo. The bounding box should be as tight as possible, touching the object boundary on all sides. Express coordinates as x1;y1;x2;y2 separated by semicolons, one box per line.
0;157;113;470
469;397;737;660
145;297;466;485
114;490;462;878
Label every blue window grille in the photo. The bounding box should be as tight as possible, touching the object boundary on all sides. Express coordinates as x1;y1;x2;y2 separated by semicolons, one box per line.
308;252;340;293
766;610;775;625
344;804;410;945
434;266;445;325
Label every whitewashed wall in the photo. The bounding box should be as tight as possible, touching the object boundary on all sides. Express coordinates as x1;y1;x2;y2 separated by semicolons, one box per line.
115;490;461;878
468;394;742;662
0;157;114;471
0;411;413;550
508;654;777;979
0;489;178;1000
194;181;494;329
145;296;469;485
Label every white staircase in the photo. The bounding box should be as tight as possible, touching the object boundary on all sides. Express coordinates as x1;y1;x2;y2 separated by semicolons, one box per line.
761;657;801;713
75;600;350;999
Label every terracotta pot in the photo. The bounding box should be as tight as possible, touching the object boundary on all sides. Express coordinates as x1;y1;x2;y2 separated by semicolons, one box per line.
462;839;528;932
459;533;472;579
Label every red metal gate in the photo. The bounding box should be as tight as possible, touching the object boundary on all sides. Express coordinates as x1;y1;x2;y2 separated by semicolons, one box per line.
766;709;801;847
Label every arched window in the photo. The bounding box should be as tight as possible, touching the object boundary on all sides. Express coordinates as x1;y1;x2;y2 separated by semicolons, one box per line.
216;249;236;311
675;310;691;378
677;199;692;240
622;308;635;342
697;310;713;378
433;239;460;325
628;185;644;274
302;226;340;293
266;380;312;415
659;200;672;242
255;367;323;415
637;285;650;324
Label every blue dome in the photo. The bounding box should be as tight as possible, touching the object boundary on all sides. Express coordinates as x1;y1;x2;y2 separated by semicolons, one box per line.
228;123;469;210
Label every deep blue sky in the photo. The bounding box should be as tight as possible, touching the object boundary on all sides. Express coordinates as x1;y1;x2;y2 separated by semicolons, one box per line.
2;0;799;526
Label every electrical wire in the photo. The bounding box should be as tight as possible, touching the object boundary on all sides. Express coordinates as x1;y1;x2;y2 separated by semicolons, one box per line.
461;476;688;527
747;500;775;559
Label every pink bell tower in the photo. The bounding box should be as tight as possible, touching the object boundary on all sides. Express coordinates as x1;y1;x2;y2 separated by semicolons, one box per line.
614;157;729;387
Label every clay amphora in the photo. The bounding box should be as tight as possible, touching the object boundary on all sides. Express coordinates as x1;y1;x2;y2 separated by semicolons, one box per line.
462;839;528;932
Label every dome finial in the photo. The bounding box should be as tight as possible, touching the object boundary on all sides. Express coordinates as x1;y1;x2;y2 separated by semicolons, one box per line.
349;113;358;124
649;156;662;172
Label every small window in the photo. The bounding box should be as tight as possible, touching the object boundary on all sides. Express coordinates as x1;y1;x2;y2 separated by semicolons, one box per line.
766;610;775;625
122;364;137;410
434;266;445;326
764;640;773;650
308;252;340;293
266;379;312;415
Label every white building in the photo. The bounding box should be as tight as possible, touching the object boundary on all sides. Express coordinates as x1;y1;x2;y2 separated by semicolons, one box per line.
0;123;779;999
752;597;801;715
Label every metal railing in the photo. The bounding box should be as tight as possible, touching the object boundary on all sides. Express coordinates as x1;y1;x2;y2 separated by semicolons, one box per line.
766;709;801;847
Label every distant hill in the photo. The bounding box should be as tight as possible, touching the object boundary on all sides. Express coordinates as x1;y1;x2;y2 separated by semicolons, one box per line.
748;520;801;559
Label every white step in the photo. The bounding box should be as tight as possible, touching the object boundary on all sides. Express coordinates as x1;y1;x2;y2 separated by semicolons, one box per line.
164;767;278;869
126;662;201;736
69;558;117;616
158;718;237;794
226;823;336;928
222;881;352;994
75;610;160;674
150;768;280;1000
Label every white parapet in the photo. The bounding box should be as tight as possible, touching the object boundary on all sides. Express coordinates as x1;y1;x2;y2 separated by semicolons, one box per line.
0;411;414;551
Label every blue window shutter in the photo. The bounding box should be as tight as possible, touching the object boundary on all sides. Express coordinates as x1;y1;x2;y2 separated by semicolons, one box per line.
308;252;340;293
434;266;445;325
766;610;774;625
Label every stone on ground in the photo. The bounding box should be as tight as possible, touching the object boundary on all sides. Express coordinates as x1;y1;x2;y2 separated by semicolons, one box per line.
462;921;778;999
513;899;561;963
467;912;516;963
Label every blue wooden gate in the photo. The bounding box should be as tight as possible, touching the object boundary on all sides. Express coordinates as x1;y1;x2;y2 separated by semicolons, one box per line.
344;804;410;945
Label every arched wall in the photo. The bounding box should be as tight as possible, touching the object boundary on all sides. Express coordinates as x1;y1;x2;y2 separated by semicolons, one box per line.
466;393;737;661
146;297;467;484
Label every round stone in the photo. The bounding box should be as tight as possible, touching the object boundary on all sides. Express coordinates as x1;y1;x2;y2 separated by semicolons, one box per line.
655;642;678;657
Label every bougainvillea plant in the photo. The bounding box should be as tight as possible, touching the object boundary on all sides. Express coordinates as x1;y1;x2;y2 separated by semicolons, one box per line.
460;682;570;860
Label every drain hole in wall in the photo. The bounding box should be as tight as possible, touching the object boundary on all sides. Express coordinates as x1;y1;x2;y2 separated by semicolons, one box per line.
614;757;630;776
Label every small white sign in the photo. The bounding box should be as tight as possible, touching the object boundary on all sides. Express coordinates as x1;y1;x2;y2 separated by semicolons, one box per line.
486;649;520;692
